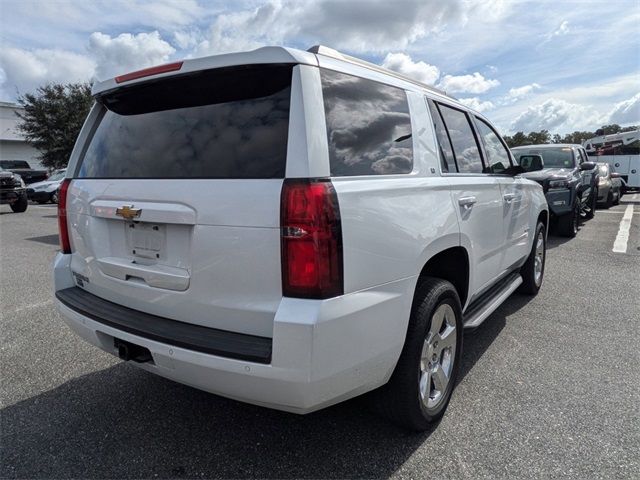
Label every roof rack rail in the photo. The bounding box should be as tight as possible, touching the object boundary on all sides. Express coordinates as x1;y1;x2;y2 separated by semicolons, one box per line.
307;45;449;98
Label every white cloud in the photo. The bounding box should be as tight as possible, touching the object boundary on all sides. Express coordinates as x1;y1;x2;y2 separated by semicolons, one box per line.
194;0;509;56
437;72;500;94
0;47;95;98
507;83;541;101
381;53;440;85
458;97;495;113
88;31;175;80
511;98;603;133
606;93;640;125
549;20;570;38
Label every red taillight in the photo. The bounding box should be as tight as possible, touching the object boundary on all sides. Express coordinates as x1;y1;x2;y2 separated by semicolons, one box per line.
281;179;343;299
58;179;71;254
115;61;183;84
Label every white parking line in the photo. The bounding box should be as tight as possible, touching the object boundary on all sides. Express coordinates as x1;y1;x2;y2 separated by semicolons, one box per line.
612;204;634;253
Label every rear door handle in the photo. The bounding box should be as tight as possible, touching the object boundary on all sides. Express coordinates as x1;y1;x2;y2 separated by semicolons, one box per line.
458;196;477;207
503;193;516;202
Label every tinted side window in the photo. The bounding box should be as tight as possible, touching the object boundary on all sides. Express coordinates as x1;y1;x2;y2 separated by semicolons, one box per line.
475;118;512;173
321;69;413;176
427;99;456;172
437;104;483;173
578;149;587;164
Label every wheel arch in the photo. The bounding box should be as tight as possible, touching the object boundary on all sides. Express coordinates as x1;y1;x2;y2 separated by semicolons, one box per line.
417;246;470;308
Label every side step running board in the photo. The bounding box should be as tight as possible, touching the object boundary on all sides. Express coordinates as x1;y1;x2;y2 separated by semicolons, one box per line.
463;273;523;329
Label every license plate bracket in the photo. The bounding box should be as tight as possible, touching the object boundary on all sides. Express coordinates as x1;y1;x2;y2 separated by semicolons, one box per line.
127;222;166;259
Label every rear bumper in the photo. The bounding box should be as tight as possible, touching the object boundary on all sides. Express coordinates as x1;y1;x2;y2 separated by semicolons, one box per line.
53;253;414;413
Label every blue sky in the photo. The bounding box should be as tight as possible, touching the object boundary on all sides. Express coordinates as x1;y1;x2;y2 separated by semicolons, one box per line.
1;0;638;135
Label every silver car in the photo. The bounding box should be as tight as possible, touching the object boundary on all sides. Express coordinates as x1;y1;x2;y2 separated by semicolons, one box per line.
596;163;622;207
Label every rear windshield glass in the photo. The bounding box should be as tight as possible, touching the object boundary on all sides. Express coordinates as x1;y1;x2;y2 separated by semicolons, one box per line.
78;64;293;179
513;147;575;168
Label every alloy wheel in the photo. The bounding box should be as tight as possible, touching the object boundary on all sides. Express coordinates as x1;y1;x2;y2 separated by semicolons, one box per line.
419;304;457;410
534;230;545;287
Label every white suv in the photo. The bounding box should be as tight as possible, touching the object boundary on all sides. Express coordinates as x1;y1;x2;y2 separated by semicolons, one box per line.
53;45;548;430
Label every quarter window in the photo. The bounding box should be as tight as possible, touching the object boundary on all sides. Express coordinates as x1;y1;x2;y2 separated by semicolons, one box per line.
427;99;456;173
320;69;413;176
437;104;483;174
475;118;512;173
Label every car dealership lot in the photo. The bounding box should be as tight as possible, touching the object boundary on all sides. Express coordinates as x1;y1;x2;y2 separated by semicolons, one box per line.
1;200;639;479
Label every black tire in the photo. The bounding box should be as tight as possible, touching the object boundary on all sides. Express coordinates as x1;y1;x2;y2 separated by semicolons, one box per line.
613;189;620;206
585;188;597;219
557;199;579;237
50;192;58;204
10;194;28;213
518;221;546;295
605;190;613;209
370;277;463;431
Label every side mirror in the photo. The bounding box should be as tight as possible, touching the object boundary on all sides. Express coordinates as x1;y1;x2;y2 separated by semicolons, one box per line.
610;172;621;179
518;154;544;172
580;162;596;171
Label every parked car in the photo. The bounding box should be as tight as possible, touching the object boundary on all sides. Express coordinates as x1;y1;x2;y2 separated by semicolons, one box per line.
52;45;549;431
0;160;48;184
0;167;28;212
512;144;598;237
596;163;622;207
26;169;66;204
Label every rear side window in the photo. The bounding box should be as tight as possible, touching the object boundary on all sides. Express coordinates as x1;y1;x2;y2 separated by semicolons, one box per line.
427;100;456;173
78;64;293;179
437;104;483;173
475;118;512;173
320;69;413;176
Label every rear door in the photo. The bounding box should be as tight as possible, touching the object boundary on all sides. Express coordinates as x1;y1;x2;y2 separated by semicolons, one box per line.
66;64;294;338
429;100;505;296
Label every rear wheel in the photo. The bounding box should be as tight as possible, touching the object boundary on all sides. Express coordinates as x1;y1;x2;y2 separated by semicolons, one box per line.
50;191;59;204
10;194;28;213
557;200;579;237
371;277;462;431
519;221;546;294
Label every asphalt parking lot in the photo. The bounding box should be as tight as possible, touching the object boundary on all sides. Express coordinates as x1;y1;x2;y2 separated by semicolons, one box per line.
1;197;639;479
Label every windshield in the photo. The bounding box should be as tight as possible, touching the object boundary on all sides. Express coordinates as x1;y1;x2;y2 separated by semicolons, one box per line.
78;64;292;179
598;165;609;176
514;147;575;168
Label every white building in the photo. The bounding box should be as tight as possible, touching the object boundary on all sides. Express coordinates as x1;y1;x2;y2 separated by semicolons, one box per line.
0;101;43;169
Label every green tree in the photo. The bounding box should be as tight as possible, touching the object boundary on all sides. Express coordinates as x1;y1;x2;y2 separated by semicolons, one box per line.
526;130;551;145
16;83;93;170
504;131;529;147
560;131;593;145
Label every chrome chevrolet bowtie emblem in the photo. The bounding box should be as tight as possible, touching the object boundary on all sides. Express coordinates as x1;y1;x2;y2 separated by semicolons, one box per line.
115;205;141;220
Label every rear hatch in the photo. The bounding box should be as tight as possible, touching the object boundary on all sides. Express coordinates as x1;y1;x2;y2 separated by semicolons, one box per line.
65;64;294;338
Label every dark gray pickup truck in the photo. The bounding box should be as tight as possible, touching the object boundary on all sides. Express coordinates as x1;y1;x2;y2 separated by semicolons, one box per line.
0;167;28;212
0;160;48;184
512;144;598;238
